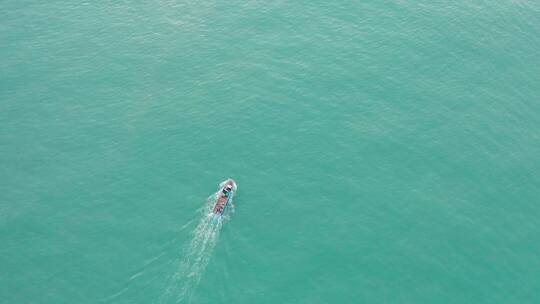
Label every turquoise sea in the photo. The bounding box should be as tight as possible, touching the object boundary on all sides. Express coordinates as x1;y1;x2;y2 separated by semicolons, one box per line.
2;1;540;303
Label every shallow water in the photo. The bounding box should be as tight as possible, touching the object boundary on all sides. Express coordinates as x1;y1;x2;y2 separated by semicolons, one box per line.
2;1;540;303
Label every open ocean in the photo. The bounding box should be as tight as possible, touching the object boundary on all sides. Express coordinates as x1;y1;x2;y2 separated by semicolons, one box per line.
2;1;540;303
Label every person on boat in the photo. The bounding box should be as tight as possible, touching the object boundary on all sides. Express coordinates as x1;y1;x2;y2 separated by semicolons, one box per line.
221;184;233;196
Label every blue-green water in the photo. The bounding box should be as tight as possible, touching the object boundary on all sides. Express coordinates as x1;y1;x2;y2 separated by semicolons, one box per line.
2;1;540;303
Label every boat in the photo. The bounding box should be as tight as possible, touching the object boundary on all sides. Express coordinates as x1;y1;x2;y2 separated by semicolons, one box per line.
212;179;237;218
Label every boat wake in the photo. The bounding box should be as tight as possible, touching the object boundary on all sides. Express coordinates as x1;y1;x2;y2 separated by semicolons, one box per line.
158;194;231;304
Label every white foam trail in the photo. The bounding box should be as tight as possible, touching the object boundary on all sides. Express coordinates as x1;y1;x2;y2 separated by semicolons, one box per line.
158;195;226;304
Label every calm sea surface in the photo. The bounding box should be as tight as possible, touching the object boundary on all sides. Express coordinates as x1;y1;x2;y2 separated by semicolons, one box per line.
2;1;540;303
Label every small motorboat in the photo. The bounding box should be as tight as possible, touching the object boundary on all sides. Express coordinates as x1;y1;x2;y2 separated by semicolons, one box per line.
213;179;237;216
